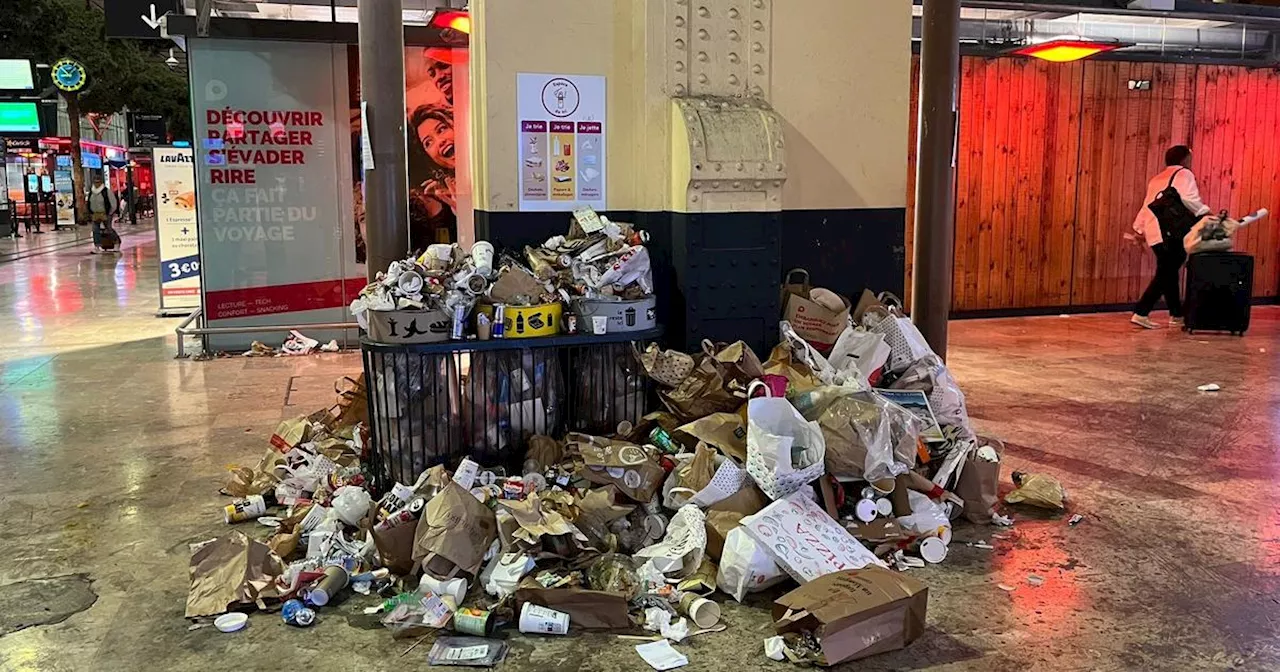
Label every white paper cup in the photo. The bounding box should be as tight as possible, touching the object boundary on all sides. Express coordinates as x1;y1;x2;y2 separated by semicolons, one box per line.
591;315;608;335
307;565;350;606
919;537;948;564
224;495;266;523
876;498;894;517
397;270;424;295
420;575;468;605
471;241;495;277
519;602;570;635
855;499;878;523
680;593;721;629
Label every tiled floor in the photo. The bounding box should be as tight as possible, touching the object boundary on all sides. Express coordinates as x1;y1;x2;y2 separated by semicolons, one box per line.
0;233;1277;671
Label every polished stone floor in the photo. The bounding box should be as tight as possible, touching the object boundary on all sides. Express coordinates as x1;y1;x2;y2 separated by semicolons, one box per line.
0;232;1277;671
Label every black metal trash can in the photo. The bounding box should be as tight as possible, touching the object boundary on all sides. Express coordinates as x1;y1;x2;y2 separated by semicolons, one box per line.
361;328;661;489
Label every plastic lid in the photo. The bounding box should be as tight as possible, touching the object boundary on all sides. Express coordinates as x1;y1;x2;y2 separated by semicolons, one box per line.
855;499;878;523
919;537;948;564
215;612;249;633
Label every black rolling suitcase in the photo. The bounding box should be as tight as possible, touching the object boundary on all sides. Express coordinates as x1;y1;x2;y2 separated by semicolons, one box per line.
1183;252;1253;336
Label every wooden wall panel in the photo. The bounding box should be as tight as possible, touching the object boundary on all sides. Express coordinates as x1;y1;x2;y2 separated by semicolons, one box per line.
1192;65;1280;299
948;57;1081;312
903;56;1279;313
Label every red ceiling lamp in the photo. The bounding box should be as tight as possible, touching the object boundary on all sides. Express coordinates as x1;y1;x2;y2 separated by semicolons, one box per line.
430;10;471;35
1012;37;1122;63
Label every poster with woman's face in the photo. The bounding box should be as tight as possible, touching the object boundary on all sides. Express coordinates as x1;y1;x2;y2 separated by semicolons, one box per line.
349;46;458;264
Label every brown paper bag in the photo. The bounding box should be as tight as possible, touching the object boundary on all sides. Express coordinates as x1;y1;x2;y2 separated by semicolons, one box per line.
221;449;285;498
374;519;419;575
412;482;498;578
957;442;1003;522
781;268;851;353
635;343;696;388
185;532;285;618
678;442;718;494
763;342;822;395
659;355;742;421
703;484;767;560
525;435;565;472
674;413;747;463
572;435;666;503
709;340;765;382
515;585;631;631
490;265;547;304
330;374;368;429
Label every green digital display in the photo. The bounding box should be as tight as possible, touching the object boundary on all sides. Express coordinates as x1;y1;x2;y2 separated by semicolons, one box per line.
0;102;40;133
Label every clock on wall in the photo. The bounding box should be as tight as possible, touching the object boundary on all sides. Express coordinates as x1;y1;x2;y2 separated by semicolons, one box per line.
51;58;87;93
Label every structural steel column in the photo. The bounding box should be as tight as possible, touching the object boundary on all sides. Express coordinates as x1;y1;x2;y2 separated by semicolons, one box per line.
358;0;409;282
911;0;960;360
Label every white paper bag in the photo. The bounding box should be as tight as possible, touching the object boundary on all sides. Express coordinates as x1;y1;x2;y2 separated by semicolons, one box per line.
745;397;827;500
716;527;787;602
635;505;707;579
827;327;891;385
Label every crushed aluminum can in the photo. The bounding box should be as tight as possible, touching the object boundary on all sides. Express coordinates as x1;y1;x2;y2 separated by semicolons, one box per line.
282;598;316;627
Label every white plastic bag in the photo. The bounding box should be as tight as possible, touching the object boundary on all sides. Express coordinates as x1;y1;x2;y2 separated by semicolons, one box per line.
890;355;973;438
897;490;952;540
827;327;891;385
745;397;827;500
716;527;787;602
862;307;935;375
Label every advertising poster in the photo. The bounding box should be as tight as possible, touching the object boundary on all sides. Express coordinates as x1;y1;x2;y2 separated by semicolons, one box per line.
152;146;201;313
188;39;357;350
517;73;606;212
347;45;459;261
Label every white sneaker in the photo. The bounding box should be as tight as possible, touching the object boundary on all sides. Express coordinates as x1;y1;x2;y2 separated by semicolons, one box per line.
1131;314;1160;329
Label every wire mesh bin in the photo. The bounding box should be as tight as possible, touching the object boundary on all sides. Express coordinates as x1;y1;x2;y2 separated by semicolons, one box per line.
362;327;661;489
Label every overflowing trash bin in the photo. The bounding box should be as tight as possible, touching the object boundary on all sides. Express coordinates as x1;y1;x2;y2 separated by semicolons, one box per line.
190;212;1072;669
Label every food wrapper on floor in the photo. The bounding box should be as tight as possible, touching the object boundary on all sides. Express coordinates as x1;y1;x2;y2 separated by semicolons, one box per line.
501;492;589;548
781;269;852;353
955;441;1003;523
413;482;499;579
185;532;285;618
515;584;631;631
222;449;284;498
1005;471;1067;510
742;495;886;584
773;568;928;665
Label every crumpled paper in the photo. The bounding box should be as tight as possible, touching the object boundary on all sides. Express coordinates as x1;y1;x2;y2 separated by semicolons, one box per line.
644;607;690;643
501;492;589;546
185;531;285;618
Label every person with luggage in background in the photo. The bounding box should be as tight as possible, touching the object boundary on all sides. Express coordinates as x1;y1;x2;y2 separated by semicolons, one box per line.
87;175;119;255
1130;145;1211;329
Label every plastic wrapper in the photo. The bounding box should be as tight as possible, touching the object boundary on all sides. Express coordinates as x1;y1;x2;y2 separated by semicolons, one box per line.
897;490;952;538
1005;471;1067;510
587;553;641;600
461;349;564;461
793;387;923;482
427;637;510;667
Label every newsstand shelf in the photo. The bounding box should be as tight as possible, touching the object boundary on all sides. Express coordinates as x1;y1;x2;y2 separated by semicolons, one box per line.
360;326;663;354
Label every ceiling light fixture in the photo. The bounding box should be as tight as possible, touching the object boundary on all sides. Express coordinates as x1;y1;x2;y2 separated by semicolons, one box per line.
1012;37;1122;63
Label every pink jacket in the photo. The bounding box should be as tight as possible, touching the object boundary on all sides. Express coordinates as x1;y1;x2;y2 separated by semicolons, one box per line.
1132;166;1211;247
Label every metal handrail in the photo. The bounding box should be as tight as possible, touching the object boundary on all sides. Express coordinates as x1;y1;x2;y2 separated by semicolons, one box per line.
174;306;358;357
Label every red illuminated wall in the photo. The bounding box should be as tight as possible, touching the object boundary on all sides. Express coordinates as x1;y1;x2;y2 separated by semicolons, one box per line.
907;56;1280;312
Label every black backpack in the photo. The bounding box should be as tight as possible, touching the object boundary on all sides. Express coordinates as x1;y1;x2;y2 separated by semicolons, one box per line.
1147;167;1200;244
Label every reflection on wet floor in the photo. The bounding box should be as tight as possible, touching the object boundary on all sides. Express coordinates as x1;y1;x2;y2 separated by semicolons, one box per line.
0;232;1278;670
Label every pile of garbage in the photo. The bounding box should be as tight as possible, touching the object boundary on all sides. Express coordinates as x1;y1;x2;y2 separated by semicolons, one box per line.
193;271;1069;669
349;207;655;343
